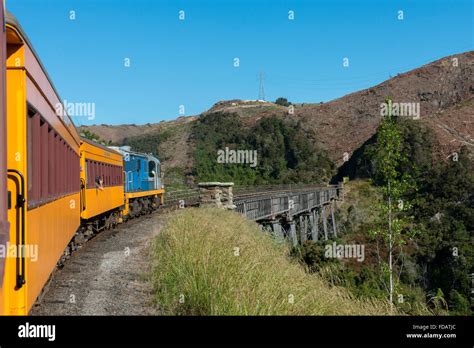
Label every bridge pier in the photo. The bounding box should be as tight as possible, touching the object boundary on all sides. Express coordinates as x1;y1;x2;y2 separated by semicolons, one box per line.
311;209;319;241
299;215;308;243
288;221;298;247
322;206;328;241
271;220;284;240
331;200;337;237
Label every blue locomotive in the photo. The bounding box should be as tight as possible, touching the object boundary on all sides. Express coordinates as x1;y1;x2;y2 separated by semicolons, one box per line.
109;146;164;218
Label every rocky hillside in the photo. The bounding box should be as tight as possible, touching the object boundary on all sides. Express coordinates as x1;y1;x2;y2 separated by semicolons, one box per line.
294;51;474;166
80;50;474;174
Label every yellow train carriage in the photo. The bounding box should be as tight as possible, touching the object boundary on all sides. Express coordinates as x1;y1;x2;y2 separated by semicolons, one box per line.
80;139;124;226
0;14;81;315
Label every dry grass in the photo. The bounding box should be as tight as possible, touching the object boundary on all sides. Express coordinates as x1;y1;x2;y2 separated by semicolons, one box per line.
152;208;395;315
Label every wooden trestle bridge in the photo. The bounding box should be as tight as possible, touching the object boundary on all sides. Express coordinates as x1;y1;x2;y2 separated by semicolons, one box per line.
234;185;342;246
166;183;344;246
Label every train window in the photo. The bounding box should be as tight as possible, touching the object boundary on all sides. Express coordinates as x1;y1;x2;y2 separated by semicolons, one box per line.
101;163;105;186
93;161;97;187
102;163;105;186
40;120;49;200
97;162;100;185
33;113;41;204
148;161;156;177
60;140;65;194
48;128;55;197
27;111;33;197
55;134;60;195
90;161;93;187
91;161;94;187
67;147;72;193
85;160;88;187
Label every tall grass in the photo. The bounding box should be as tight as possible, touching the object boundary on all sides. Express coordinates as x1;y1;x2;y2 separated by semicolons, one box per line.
151;208;395;315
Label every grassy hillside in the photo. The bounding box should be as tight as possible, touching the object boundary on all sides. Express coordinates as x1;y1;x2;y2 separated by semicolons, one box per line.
151;208;394;315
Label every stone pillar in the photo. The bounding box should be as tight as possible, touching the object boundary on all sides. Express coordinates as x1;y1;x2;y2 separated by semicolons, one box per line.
221;184;235;209
198;182;235;209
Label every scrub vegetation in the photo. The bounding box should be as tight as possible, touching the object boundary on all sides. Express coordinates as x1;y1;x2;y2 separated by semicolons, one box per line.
294;117;474;315
191;112;335;185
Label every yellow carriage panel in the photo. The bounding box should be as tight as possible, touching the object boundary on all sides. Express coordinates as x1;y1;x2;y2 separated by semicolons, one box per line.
26;193;80;312
82;186;124;220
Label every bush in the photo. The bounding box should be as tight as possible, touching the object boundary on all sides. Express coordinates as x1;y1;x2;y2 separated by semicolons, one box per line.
448;289;472;315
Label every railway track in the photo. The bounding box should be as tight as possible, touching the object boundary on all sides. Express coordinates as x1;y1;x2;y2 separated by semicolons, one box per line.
31;210;167;315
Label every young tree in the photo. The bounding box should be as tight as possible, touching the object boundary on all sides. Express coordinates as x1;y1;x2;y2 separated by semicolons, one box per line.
369;98;417;310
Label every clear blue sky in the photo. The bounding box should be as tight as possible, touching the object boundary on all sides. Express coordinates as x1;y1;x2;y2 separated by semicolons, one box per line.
7;0;474;125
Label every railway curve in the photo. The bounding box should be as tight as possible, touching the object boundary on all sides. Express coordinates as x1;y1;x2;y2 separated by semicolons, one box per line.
31;212;165;315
